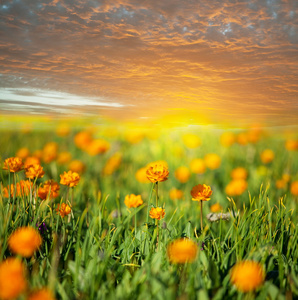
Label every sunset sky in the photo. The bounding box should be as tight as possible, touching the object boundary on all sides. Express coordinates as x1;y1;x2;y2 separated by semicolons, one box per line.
0;0;297;126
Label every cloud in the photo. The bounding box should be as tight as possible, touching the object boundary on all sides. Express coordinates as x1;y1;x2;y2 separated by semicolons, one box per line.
0;0;297;125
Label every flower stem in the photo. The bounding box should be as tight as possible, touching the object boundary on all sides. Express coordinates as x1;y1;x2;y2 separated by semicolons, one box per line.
200;200;203;232
155;182;159;207
135;208;137;237
66;186;70;203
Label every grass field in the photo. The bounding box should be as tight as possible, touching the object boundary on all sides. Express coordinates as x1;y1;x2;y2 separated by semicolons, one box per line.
0;119;297;300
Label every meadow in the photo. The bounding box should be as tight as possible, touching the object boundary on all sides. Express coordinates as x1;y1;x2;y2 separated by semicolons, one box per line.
0;119;297;300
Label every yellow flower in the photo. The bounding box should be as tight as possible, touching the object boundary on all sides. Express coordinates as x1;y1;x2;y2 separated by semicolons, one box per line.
42;142;58;163
260;149;274;164
56;123;70;137
190;158;206;174
169;188;183;200
124;130;144;144
103;153;122;175
204;153;221;170
135;167;150;183
256;165;268;177
282;174;290;182
25;164;45;179
191;184;212;201
225;179;247;196
124;194;144;208
230;260;265;293
8;226;42;257
3;157;23;173
210;203;223;213
167;238;198;264
85;139;110;156
291;181;298;196
146;164;169;183
60;171;80;187
174;166;190;183
231;167;248;180
38;180;60;200
57;152;72;165
220;132;236;147
182;134;201;149
149;207;165;220
0;258;27;300
28;288;56;300
16;147;30;159
56;203;72;218
171;146;184;158
69;160;86;174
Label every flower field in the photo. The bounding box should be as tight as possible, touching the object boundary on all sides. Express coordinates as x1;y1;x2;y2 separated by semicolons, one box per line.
0;119;298;300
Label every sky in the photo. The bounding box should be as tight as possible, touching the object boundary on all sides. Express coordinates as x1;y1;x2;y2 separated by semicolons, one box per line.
0;0;297;126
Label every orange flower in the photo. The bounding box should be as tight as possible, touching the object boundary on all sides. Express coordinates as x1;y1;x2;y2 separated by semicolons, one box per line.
8;226;42;257
220;132;236;147
28;288;56;300
149;207;165;220
24;156;40;167
0;258;27;300
230;260;265;293
276;179;286;189
291;181;298;196
3;157;23;173
210;203;223;213
25;164;45;179
247;130;261;144
174;166;191;183
3;180;32;198
182;134;201;149
225;179;247;196
38;180;60;200
190;158;206;174
135;167;150;183
85;139;110;156
231;167;248;180
204;153;221;170
191;184;212;201
69;160;86;174
285;139;298;151
260;149;274;164
33;150;43;160
42;142;58;163
74;131;93;150
60;171;80;187
57;152;72;165
16;147;30;159
124;194;143;208
103;153;122;175
169;188;183;200
146;164;169;183
167;238;198;264
56;203;72;218
237;132;249;145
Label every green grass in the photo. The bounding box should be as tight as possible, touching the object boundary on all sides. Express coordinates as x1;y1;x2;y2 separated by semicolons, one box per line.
0;126;297;299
